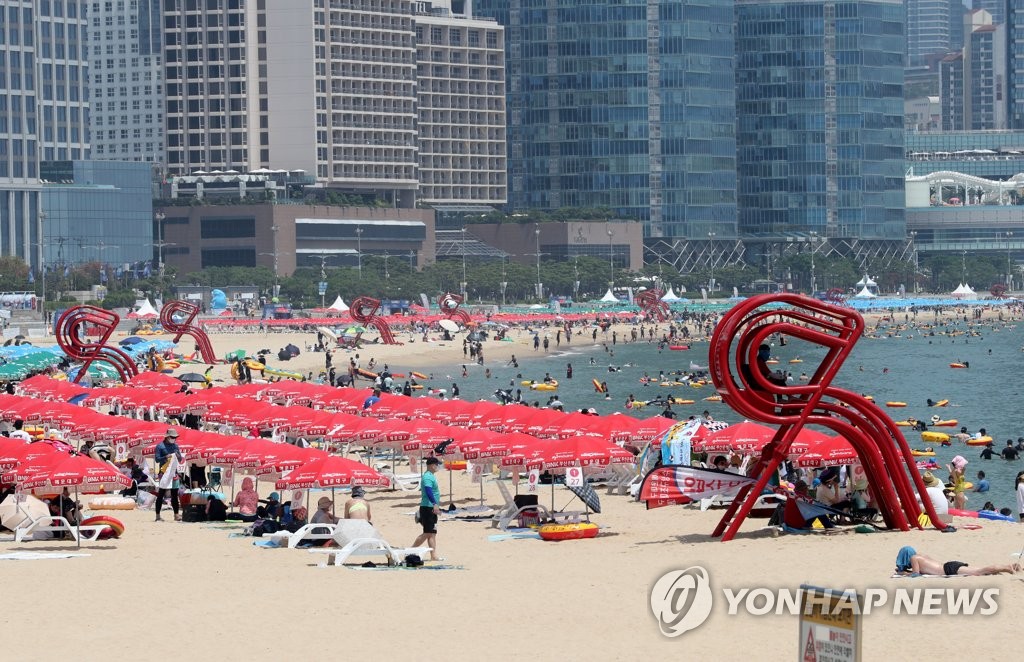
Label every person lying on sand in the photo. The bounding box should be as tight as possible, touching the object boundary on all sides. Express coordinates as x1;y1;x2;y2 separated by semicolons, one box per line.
895;546;1020;576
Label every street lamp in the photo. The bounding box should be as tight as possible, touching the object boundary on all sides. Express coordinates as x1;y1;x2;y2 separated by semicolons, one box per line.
910;231;919;293
317;254;333;308
38;211;46;326
535;224;542;300
708;231;716;293
460;227;468;297
607;228;615;287
499;254;507;307
154;211;168;276
383;251;391;296
355;226;363;279
809;231;817;294
1006;231;1014;289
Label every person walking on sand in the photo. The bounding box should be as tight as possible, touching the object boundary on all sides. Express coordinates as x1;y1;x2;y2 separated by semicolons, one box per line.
412;457;443;561
154;428;184;522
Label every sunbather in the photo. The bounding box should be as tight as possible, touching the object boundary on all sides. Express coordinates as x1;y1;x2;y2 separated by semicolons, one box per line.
344;486;372;523
895;546;1020;576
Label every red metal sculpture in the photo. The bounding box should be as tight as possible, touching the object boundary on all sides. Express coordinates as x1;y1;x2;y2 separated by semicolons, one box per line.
634;288;670;321
55;305;138;383
159;300;217;363
823;288;847;306
438;292;471;326
707;293;945;541
349;296;399;345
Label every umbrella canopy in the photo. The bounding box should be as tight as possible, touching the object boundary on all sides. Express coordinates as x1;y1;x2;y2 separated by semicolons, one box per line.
694;421;777;453
566;481;602;514
127;371;183;391
20;453;132;491
792;434;857;468
275;455;391;489
527;435;634;470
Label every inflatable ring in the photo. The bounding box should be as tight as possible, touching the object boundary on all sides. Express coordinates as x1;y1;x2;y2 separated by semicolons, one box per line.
910;450;935;457
444;460;467;471
411;372;429;380
671;399;695;405
592;379;607;393
949;363;968;369
966;436;993;446
704;395;723;402
920;431;950;444
538;522;599;541
88;496;136;510
531;384;557;391
931;419;958;427
931;399;949;407
668;345;689;351
81;515;125;539
356;368;378;379
885;402;907;408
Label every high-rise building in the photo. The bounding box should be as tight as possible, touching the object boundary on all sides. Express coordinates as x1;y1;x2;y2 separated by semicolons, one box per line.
0;0;90;270
414;0;506;205
161;0;427;206
87;0;164;163
906;0;955;67
1006;0;1024;128
975;0;1006;24
474;0;737;241
940;10;1007;130
735;0;906;242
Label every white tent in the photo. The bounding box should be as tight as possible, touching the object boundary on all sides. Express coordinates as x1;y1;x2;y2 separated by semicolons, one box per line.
327;296;349;312
599;289;619;303
855;275;878;288
853;286;876;299
129;299;160;318
661;288;681;302
951;284;978;300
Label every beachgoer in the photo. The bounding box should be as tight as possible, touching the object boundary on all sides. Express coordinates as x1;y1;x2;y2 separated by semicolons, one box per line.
1016;471;1024;521
974;471;990;493
362;388;381;410
895;546;1018;576
311;496;340;525
948;455;968;509
412;457;442;561
344;486;372;523
230;477;260;521
154;428;184;522
921;471;950;516
1002;441;1020;461
9;419;31;443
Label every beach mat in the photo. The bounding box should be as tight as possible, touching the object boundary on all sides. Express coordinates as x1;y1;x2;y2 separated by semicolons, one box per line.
0;551;91;560
348;563;464;571
488;531;541;542
891;573;966;579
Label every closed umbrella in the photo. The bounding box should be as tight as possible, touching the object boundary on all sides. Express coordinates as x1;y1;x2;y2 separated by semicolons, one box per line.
0;493;50;532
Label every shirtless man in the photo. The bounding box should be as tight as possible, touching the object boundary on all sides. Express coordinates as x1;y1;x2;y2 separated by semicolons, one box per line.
897;547;1019;576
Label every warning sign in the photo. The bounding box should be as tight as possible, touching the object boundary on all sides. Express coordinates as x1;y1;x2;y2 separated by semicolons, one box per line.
798;585;860;662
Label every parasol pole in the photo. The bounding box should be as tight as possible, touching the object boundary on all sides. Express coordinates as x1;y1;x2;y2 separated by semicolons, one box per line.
75;485;81;549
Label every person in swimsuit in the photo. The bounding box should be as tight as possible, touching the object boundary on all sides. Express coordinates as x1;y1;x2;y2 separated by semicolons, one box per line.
895;546;1019;576
343;486;372;524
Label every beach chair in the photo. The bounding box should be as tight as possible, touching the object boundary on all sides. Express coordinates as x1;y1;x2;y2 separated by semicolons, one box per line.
264;522;338;548
699;492;783;516
310;520;431;566
489;481;584;530
605;464;640;496
14;516;107;543
381;469;421;492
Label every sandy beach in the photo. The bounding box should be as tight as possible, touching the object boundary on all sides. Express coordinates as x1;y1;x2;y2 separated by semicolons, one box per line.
3;302;1023;661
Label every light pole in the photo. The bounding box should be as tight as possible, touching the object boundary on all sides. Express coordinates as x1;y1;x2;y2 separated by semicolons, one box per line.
271;224;280;297
535;224;542;300
1006;231;1014;289
355;226;363;279
499;254;507;307
317;254;332;308
38;211;46;326
910;231;919;293
809;231;817;294
606;229;615;288
383;251;391;296
460;227;467;297
154;211;167;276
708;231;716;293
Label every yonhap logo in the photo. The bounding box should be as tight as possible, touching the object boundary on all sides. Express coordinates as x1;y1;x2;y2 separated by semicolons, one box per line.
649;566;714;637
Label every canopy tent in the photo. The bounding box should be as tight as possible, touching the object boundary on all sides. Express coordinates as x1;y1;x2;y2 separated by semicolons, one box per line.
855;275;878;288
327;296;349;312
853;286;876;299
951;283;978;300
128;299;159;319
599;289;619;303
661;288;681;302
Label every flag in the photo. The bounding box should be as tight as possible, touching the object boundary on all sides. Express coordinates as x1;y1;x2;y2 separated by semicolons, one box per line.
27;269;34;284
99;266;108;284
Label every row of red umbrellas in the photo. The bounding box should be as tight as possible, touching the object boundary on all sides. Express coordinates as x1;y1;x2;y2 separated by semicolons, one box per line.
200;310;638;329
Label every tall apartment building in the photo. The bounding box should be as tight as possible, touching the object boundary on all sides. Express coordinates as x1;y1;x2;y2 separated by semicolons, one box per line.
1;0;90;269
414;0;506;205
940;10;1007;130
906;0;955;67
1006;0;1024;128
475;0;737;241
161;0;422;206
735;0;905;241
87;0;165;163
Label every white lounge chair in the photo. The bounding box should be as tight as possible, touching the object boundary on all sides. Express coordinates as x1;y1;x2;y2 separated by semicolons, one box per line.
381;470;421;492
605;464;640;496
698;492;783;515
264;522;337;548
15;516;107;543
490;480;584;530
310;520;431;566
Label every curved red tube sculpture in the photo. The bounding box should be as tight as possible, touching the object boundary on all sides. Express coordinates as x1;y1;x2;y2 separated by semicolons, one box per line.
634;288;670;321
438;292;471;326
55;305;138;383
349;296;399;345
159;300;217;363
707;293;945;541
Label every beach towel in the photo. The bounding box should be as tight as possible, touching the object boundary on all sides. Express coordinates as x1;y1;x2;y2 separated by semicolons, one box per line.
157;455;179;490
488;531;542;542
895;546;916;573
891;573;966;579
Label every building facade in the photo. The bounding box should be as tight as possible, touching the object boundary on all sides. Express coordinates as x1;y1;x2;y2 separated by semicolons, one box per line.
87;0;165;163
414;0;506;206
1006;0;1024;129
906;0;954;67
1;0;91;270
475;0;737;241
941;11;1007;131
735;0;906;242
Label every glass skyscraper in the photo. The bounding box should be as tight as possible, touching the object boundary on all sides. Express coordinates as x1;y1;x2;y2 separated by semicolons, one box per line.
735;0;906;240
475;0;737;240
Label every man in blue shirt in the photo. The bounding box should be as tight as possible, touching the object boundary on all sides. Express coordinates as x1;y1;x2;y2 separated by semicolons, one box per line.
362;388;381;410
974;471;990;493
411;457;442;561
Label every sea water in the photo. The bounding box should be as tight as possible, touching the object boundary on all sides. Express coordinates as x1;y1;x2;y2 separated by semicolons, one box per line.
448;316;1024;511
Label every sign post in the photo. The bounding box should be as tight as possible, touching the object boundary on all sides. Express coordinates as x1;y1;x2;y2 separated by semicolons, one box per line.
798;585;861;662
